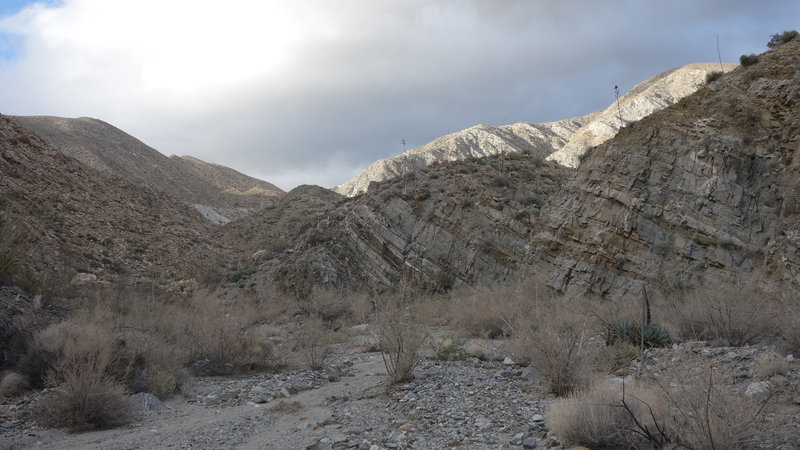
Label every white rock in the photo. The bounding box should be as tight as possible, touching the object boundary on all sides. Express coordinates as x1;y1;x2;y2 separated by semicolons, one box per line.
745;381;772;397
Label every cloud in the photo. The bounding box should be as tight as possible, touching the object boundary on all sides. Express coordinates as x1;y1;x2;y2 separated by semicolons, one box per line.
0;0;798;190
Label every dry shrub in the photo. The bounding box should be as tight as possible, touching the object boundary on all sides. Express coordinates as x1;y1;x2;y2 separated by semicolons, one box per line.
509;297;599;396
375;306;427;385
446;284;522;338
754;352;792;379
659;370;763;449
663;274;780;346
0;371;30;397
550;372;764;449
35;319;133;431
548;379;666;448
0;217;23;282
293;316;331;370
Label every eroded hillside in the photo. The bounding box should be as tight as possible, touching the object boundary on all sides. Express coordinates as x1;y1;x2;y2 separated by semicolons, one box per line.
533;38;800;298
10;116;283;223
0;116;230;286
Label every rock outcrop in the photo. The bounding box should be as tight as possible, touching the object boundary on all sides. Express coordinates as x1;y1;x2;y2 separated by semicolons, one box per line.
334;118;590;197
532;39;800;298
336;63;733;198
546;63;736;168
10;116;283;223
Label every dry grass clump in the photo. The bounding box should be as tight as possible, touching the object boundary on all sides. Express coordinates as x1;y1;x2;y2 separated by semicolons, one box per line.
549;371;765;449
548;379;665;448
0;371;30;397
660;274;781;346
35;318;133;431
375;304;427;385
507;288;600;396
293;316;332;370
446;284;519;338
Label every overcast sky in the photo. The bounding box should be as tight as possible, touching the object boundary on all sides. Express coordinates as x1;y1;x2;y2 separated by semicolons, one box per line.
0;1;797;190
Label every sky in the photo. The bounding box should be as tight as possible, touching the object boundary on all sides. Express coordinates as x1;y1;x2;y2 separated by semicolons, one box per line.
0;1;797;191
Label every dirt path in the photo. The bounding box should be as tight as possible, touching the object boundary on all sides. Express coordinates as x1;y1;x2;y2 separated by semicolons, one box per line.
3;353;389;450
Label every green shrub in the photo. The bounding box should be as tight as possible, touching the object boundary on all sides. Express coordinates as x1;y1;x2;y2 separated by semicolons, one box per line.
705;71;723;83
606;319;672;348
767;30;798;48
739;54;760;66
432;338;469;361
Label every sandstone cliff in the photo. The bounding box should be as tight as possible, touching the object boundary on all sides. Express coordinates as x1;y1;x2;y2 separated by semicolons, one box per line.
10;116;283;223
533;39;800;298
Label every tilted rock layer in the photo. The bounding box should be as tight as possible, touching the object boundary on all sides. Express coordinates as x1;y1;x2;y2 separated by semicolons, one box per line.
533;39;800;298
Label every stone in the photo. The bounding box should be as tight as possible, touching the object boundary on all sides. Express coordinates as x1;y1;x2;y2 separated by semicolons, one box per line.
129;392;169;411
531;414;545;423
745;381;772;398
201;395;218;405
306;439;332;450
769;375;789;386
521;366;542;380
522;437;539;448
502;356;516;366
70;272;97;285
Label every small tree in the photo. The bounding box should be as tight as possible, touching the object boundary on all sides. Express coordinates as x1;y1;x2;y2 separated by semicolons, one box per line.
767;30;798;48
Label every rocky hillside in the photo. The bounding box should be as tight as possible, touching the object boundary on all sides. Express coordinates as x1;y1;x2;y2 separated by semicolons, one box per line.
546;62;736;168
228;153;569;295
334;118;591;197
532;38;800;299
0;115;230;286
10;116;283;224
335;63;731;198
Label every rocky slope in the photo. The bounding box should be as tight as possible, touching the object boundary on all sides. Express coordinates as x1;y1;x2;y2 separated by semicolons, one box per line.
334;118;591;197
532;38;800;299
335;63;731;198
0;115;229;286
9;116;283;224
229;154;569;295
546;62;736;168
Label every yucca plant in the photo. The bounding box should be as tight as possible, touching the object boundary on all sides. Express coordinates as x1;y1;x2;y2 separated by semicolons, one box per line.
606;319;672;348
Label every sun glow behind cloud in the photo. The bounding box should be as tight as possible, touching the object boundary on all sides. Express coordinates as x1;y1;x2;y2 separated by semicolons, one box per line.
6;0;336;93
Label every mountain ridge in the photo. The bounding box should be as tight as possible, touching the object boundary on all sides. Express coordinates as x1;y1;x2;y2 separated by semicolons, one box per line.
9;115;283;224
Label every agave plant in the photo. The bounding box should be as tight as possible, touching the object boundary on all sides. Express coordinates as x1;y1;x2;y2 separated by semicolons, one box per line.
606;319;672;348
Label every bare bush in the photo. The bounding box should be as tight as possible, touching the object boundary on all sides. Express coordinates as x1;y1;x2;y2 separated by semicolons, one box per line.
0;371;30;397
293;316;331;370
664;275;780;346
35;319;133;431
659;370;764;449
548;380;666;448
375;308;427;385
510;301;598;396
549;371;765;449
446;284;521;338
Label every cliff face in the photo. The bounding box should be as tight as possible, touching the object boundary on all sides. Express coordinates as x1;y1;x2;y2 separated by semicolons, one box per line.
533;39;800;298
